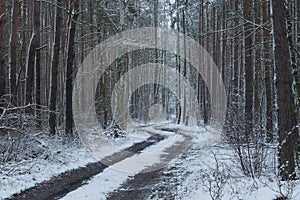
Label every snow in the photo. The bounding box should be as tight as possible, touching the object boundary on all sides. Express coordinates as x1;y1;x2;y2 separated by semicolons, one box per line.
61;128;186;199
2;124;300;200
148;126;300;200
60;123;227;199
59;168;130;200
0;122;173;199
0;126;148;199
0;134;96;199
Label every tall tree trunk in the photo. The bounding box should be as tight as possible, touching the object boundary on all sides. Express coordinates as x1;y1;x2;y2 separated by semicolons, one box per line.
202;2;208;125
10;0;20;105
182;0;187;125
65;0;79;136
176;0;181;124
0;1;7;101
153;0;159;105
243;0;254;139
35;0;41;126
26;0;40;108
196;0;203;126
49;0;62;136
286;0;300;162
272;0;297;180
233;0;240;115
253;0;261;134
262;0;273;141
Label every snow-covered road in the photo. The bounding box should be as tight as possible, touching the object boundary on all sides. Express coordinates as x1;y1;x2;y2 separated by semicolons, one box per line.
1;122;224;200
60;126;193;200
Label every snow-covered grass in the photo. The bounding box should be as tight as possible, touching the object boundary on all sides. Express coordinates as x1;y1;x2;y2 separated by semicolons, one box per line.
0;131;96;199
149;126;300;200
0;125;150;199
180;148;300;200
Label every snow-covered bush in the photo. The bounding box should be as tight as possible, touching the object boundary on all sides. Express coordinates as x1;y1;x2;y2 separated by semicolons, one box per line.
224;107;272;178
0;103;41;164
200;153;231;200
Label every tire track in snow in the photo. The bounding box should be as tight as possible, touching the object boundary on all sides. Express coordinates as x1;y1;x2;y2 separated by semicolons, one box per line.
104;133;193;200
5;134;165;200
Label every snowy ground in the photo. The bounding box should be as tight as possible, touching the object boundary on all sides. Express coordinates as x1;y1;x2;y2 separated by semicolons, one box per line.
0;132;95;199
148;126;300;200
0;127;146;199
60;123;188;199
1;123;300;200
60;125;226;199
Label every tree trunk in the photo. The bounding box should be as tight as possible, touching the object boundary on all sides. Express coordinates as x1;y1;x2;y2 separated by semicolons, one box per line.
26;0;40;109
35;0;41;126
286;0;300;162
182;0;187;125
153;0;159;104
10;0;20;105
0;1;7;101
272;0;297;180
49;0;62;136
65;0;79;136
262;0;273;141
176;0;181;124
243;0;253;139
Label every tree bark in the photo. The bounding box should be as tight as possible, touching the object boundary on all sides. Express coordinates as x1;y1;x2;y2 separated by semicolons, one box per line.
262;0;273;141
182;0;187;125
153;0;159;105
65;0;79;136
49;0;62;136
272;0;297;180
35;0;41;126
26;0;40;108
0;1;7;101
10;0;20;105
243;0;254;139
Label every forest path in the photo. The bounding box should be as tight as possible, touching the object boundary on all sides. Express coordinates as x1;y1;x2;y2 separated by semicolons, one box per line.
5;124;168;200
60;123;193;200
105;133;192;200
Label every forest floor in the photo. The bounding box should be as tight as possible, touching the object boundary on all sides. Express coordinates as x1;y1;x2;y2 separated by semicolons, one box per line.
1;122;300;200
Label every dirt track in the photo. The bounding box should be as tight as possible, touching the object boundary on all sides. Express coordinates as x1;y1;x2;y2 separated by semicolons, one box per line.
106;133;192;200
5;134;165;200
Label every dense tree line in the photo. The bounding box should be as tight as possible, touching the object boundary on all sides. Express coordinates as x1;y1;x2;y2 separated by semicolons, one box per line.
0;0;300;180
